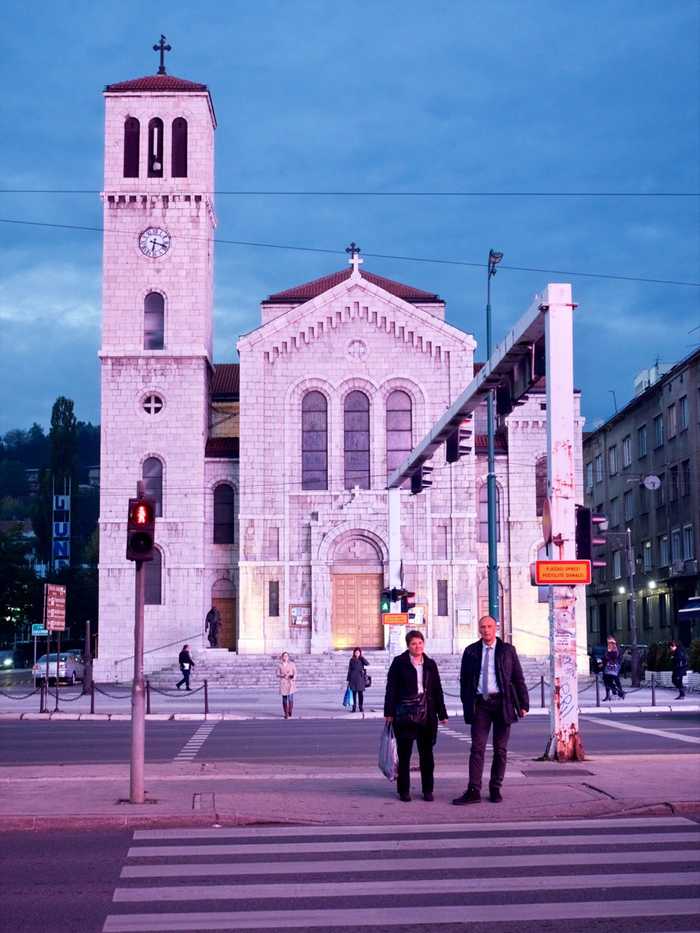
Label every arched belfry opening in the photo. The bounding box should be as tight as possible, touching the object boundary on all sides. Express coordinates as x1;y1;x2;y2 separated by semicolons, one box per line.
123;117;140;178
171;117;188;177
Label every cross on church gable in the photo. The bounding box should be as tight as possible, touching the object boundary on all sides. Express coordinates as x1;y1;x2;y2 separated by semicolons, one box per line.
346;242;364;275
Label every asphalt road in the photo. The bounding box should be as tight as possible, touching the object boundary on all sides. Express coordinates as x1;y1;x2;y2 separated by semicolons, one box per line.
1;712;698;767
4;818;700;933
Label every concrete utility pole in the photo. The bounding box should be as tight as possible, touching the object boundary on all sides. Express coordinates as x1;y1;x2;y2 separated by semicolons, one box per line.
130;481;146;805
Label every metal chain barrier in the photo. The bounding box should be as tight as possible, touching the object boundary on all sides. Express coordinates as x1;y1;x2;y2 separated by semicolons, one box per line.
94;684;133;700
0;686;42;700
148;683;204;696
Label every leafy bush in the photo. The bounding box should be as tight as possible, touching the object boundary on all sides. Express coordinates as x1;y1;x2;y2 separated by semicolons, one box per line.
646;641;673;671
689;639;700;674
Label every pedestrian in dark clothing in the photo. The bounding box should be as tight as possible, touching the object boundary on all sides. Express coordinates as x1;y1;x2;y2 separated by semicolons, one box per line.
176;644;195;691
384;630;448;803
602;637;625;701
347;647;369;713
670;640;688;699
454;616;529;805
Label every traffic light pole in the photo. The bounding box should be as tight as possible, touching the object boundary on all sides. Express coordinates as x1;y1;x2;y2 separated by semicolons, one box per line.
486;253;500;623
626;529;641;688
130;481;147;804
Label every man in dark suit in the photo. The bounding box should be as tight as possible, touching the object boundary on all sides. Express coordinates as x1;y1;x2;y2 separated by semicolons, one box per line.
453;616;529;805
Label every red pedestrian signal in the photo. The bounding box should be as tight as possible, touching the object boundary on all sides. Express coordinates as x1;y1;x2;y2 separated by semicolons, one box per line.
126;497;156;562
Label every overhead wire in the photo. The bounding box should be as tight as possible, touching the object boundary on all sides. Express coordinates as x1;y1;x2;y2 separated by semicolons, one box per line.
0;187;699;197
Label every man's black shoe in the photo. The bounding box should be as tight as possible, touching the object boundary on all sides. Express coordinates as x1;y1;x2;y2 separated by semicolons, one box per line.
452;787;481;805
423;792;434;802
399;792;411;802
489;788;503;803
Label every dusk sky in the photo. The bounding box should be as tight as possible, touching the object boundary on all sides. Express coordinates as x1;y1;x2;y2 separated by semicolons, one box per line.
1;0;698;436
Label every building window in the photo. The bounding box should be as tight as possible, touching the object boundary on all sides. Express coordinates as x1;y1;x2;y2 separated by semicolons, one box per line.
659;534;669;566
171;117;188;178
437;579;448;616
478;483;501;543
639;483;648;514
681;459;691;496
123;117;140;178
142;457;163;517
535;456;547;517
654;414;664;448
679;395;688;431
671;528;682;563
608;445;618;475
622;435;632;468
585;462;593;492
147;117;164;177
659;593;668;628
301;391;328;491
669;465;679;502
637;424;647;458
610;497;619;527
386;390;413;478
642;596;650;630
667;403;677;439
613;550;622;579
656;473;665;507
142;393;163;415
590;604;599;634
144;292;165;350
623;490;634;522
344;391;370;490
611;602;618;633
213;484;235;544
643;540;653;572
683;525;695;561
144;548;162;605
268;580;280;617
594;454;603;483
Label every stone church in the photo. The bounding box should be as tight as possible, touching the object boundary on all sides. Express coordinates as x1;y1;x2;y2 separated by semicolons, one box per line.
94;63;585;679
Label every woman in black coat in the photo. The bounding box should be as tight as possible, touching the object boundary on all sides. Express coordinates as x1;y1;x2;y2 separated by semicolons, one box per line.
383;630;448;802
346;647;369;713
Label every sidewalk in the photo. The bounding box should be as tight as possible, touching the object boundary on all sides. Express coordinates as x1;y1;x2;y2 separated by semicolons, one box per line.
0;678;697;720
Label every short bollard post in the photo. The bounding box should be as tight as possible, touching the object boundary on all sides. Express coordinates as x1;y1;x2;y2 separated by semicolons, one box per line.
595;673;601;707
540;675;545;708
146;679;151;715
39;682;45;714
651;674;656;707
90;680;95;715
204;679;209;715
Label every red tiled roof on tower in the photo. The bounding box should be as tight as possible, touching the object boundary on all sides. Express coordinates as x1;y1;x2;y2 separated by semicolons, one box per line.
104;74;209;93
211;363;240;397
264;268;442;305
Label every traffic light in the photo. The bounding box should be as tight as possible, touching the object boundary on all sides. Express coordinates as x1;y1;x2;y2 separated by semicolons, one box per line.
400;590;416;613
446;417;473;463
380;589;392;613
575;505;607;567
410;464;434;495
126;497;156;562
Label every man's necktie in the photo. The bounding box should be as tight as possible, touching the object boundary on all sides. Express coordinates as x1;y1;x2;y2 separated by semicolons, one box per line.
481;646;490;695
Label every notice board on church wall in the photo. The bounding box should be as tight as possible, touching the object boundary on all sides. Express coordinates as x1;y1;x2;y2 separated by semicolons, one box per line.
290;605;311;627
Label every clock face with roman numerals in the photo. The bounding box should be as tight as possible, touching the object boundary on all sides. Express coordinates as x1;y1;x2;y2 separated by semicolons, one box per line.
139;227;171;258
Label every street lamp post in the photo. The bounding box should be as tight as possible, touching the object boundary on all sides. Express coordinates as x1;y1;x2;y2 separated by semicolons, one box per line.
486;249;503;623
606;528;641;688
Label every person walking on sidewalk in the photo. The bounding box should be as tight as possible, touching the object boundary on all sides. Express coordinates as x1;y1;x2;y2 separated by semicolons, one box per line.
384;630;448;803
277;651;297;718
176;644;195;691
347;647;369;713
670;640;688;699
453;615;529;806
602;637;625;701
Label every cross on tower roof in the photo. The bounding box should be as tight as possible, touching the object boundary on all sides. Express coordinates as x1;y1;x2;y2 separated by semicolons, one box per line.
153;35;172;75
345;242;364;274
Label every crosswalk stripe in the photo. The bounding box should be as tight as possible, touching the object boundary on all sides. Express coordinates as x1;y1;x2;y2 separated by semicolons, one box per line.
583;715;700;745
127;830;700;858
133;815;695;840
113;870;700;902
173;723;216;761
103;898;700;932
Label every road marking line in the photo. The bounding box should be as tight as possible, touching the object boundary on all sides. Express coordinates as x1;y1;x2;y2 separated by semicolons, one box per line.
584;716;700;745
133;814;694;840
127;830;700;858
102;898;700;931
173;723;217;761
113;870;700;902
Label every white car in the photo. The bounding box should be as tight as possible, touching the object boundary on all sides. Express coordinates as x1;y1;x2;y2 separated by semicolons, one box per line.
33;652;85;687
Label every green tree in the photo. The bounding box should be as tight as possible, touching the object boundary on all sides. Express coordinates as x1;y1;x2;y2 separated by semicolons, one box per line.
49;397;78;483
0;525;40;644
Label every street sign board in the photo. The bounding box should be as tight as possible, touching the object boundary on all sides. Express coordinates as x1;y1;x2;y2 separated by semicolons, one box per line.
31;624;48;637
382;612;409;625
45;583;67;631
532;560;591;586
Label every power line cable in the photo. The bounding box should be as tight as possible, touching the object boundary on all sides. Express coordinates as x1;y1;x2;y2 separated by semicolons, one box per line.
0;188;699;197
0;216;698;288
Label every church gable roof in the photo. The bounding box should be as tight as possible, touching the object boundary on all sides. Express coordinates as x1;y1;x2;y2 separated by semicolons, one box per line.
264;268;442;305
104;74;209;93
211;363;240;398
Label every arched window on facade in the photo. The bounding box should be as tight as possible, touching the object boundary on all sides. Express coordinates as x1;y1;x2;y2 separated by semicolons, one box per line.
301;391;328;490
171;118;188;178
147;118;164;177
142;457;163;517
213;484;236;544
123;117;140;178
535;456;547;517
144;292;165;349
344;390;370;489
144;547;162;605
478;482;501;543
386;390;412;480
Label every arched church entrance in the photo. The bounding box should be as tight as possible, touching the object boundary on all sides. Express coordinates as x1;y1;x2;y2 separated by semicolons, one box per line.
211;577;237;651
330;535;384;649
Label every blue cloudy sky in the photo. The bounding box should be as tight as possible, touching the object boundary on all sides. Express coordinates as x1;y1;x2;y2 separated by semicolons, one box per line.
1;0;698;435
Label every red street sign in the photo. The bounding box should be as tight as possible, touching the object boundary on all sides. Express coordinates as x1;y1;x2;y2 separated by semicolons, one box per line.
45;583;67;631
532;560;591;586
382;612;409;626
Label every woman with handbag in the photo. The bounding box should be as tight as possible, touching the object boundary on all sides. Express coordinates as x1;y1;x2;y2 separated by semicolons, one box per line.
383;630;448;802
602;637;625;701
346;647;370;714
277;651;297;718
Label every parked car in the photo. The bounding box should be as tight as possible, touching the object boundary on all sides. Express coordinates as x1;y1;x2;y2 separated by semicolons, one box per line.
0;650;14;670
33;652;85;687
